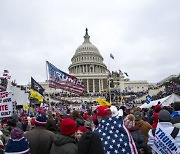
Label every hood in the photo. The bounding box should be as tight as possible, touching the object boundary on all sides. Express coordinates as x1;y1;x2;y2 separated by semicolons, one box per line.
53;134;76;147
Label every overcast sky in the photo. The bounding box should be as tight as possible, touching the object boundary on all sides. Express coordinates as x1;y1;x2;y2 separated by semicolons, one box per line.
0;0;180;85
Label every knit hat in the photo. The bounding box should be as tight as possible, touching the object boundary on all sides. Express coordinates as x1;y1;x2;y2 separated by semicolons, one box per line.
124;114;135;129
77;126;88;133
95;106;112;117
158;110;171;122
35;115;47;126
83;113;90;120
60;118;77;136
5;128;30;154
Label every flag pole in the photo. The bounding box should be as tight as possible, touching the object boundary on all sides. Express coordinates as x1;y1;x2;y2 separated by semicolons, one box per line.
108;54;112;104
46;61;51;108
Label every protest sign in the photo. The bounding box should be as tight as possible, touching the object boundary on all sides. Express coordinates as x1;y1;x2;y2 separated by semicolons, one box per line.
0;91;13;118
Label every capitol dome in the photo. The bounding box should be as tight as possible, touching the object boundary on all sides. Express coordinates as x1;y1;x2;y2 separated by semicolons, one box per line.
75;28;100;55
68;28;108;93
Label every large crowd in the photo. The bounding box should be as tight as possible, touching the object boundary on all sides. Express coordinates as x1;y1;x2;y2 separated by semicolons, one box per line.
0;99;180;154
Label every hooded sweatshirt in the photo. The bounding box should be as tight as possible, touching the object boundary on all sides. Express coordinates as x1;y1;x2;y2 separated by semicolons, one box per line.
50;134;77;154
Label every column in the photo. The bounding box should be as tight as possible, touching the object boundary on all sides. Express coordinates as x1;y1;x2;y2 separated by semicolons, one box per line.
93;79;95;93
101;79;103;90
99;79;101;92
83;65;85;73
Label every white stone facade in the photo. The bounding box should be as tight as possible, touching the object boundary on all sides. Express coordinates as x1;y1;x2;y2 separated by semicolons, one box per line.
68;28;108;93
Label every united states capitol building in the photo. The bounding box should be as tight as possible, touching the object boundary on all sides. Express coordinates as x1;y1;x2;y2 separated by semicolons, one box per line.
44;28;149;95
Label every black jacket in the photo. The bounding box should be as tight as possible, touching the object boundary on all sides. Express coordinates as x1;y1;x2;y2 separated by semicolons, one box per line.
78;131;104;154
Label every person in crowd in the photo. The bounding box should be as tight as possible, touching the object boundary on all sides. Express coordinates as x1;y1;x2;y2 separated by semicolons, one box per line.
132;108;152;142
5;127;30;154
78;131;104;154
94;106;138;153
151;104;162;129
82;112;90;121
171;101;180;128
75;126;87;142
24;115;55;154
124;114;147;154
0;121;10;145
46;118;59;134
148;109;180;154
147;106;154;124
11;113;23;130
50;118;78;154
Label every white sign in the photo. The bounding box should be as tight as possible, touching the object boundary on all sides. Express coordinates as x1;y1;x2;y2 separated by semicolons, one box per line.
0;91;13;118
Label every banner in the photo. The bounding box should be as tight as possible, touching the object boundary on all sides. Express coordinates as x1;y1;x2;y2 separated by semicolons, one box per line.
46;61;84;95
151;124;180;154
0;91;13;118
31;77;44;96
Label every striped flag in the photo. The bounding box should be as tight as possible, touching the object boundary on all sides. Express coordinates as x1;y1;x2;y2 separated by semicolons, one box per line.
46;61;84;95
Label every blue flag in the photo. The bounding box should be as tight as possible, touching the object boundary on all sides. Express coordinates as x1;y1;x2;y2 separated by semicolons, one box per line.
94;116;137;154
145;95;152;104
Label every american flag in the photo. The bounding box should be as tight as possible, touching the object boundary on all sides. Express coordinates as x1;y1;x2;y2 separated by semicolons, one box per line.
46;61;84;95
94;116;137;154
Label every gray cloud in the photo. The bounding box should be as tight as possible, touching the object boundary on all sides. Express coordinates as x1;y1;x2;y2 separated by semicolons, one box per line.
0;0;179;84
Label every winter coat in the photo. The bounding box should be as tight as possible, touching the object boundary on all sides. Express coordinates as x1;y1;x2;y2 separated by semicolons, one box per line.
50;134;78;154
24;126;55;154
128;126;147;151
135;120;152;142
78;131;104;154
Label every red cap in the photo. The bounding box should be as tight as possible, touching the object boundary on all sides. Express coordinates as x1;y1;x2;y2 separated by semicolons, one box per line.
83;113;90;120
60;118;77;136
95;106;112;117
76;126;87;133
91;115;97;121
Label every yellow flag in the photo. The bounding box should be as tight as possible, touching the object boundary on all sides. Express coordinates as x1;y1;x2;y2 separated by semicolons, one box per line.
120;95;125;103
30;89;43;102
23;105;29;110
29;107;34;112
97;98;111;107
